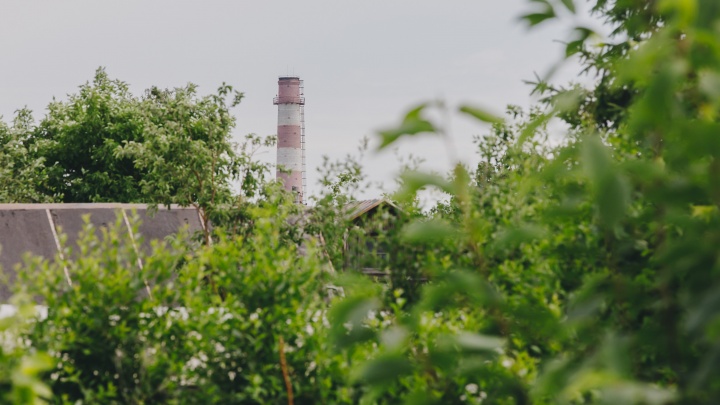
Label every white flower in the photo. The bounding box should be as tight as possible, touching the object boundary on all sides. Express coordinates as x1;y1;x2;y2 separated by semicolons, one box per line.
198;351;208;362
305;361;317;376
186;357;203;370
465;383;478;394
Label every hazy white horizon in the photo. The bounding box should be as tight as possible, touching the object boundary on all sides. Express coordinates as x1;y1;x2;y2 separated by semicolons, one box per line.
0;1;605;205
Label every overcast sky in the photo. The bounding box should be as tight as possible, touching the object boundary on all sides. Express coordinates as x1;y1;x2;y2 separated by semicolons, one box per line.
0;1;604;203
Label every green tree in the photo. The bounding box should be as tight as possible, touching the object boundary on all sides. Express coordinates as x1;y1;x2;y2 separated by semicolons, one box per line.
0;109;55;203
0;68;271;226
35;68;148;203
116;83;271;242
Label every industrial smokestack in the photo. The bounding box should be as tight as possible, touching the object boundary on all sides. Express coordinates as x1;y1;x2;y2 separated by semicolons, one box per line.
274;76;305;204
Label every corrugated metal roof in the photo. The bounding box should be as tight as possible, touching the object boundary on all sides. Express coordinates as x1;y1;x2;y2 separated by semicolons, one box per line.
0;204;204;303
345;199;399;220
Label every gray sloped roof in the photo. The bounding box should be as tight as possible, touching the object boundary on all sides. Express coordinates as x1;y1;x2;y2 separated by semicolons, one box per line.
345;199;400;221
0;203;204;303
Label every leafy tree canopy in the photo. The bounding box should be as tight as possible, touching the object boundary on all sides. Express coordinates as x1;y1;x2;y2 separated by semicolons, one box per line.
0;68;269;211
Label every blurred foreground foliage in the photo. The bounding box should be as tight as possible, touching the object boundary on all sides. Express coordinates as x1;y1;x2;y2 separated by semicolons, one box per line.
2;0;720;404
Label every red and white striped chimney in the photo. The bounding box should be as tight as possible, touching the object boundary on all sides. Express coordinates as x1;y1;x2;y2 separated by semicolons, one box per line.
274;76;305;204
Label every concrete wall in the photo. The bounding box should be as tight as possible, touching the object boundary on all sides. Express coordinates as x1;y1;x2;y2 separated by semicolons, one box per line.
0;204;204;302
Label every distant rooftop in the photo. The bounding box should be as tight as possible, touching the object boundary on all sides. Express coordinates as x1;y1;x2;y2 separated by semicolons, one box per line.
0;204;203;302
345;199;400;221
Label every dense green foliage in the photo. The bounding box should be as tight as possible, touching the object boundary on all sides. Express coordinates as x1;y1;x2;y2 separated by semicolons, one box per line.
329;1;720;403
0;69;268;210
3;0;720;403
0;110;55;203
14;205;344;404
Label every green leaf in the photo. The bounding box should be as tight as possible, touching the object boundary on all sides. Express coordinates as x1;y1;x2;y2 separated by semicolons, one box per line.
559;0;576;13
377;104;437;150
518;112;551;145
329;296;380;349
566;296;604;324
531;356;576;399
519;1;556;27
401;219;460;244
418;270;502;311
403;103;428;122
698;70;720;99
581;136;614;181
553;88;584;113
621;159;666;183
455;332;505;353
685;285;720;333
566;39;584;57
381;326;409;350
352;353;414;384
565;27;593;56
19;353;54;376
458;105;504;124
402;391;438;405
492;223;547;249
395;171;455;203
520;12;556;26
596;382;677;405
596;174;630;227
581;137;630;227
691;205;719;222
658;0;698;28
